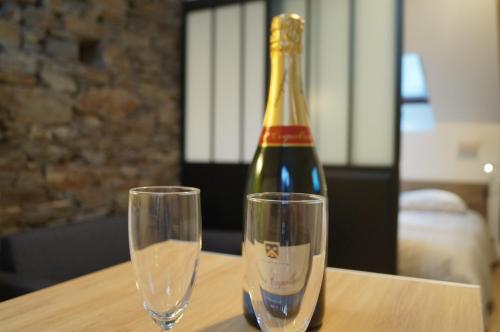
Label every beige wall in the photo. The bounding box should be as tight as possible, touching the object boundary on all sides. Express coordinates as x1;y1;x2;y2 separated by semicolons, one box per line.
401;123;500;183
404;0;500;122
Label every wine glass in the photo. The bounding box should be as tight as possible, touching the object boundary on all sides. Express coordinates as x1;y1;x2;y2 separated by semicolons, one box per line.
244;192;327;332
128;186;201;330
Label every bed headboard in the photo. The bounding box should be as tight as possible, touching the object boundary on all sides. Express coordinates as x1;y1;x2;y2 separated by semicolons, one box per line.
400;181;489;217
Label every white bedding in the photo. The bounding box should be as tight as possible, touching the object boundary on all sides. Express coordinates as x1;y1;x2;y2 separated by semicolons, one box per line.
398;209;494;316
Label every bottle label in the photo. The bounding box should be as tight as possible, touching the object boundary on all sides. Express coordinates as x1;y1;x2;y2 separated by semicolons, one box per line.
255;241;310;295
258;126;314;147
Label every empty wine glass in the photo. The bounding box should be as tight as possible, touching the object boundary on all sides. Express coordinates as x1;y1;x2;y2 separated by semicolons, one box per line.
128;186;201;330
244;192;327;332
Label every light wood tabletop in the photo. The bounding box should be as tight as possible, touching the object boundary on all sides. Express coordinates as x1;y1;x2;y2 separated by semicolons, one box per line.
0;251;483;331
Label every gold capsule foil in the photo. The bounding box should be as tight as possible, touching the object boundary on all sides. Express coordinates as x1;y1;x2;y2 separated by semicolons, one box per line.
270;13;304;53
262;13;310;141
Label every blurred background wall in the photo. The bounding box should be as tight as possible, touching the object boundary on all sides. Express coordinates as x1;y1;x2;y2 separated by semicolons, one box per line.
0;0;181;235
401;0;500;181
401;0;500;250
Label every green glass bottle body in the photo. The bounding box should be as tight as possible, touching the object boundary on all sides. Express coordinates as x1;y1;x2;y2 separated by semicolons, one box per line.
246;147;326;195
243;145;327;329
243;146;327;329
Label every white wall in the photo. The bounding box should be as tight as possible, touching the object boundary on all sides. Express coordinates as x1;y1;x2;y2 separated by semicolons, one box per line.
404;0;500;123
401;123;500;183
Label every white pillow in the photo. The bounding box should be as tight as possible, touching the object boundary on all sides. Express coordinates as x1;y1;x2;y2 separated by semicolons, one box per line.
399;189;468;213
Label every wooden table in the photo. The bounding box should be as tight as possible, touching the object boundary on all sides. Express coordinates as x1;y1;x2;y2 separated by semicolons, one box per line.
0;252;483;331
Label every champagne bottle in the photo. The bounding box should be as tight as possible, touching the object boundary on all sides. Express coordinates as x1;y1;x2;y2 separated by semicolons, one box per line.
243;13;327;329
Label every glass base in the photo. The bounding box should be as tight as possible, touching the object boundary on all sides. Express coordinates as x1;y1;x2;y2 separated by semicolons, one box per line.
243;291;323;331
147;304;187;330
152;317;178;331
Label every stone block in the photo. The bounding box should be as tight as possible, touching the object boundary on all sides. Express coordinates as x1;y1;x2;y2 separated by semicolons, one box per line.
23;6;52;30
0;170;17;187
122;30;150;48
44;0;65;13
81;149;106;165
150;134;169;146
0;147;27;168
45;37;78;61
80;115;102;129
0;20;20;49
0;3;21;22
136;83;164;102
151;26;178;50
128;0;173;22
41;67;77;93
20;141;47;160
29;124;53;141
127;12;161;32
46;145;72;162
129;49;163;75
23;213;59;226
158;102;179;126
73;206;110;222
114;190;128;211
64;13;103;39
111;112;156;136
75;88;139;118
51;125;77;141
93;166;128;189
137;83;179;107
21;142;71;162
72;187;113;210
0;187;48;206
120;132;149;148
22;199;74;225
0;225;21;236
120;165;138;178
46;163;95;191
22;28;44;52
0;50;38;74
140;163;178;185
0;205;21;227
2;88;73;124
26;161;40;170
0;71;36;86
0;51;37;85
76;116;102;138
146;150;179;167
76;65;110;85
45;0;87;14
103;45;130;73
1;122;30;141
16;169;45;190
93;0;127;23
14;0;39;5
136;178;156;187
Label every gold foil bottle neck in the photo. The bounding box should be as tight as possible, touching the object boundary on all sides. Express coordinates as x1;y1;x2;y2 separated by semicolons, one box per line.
270;13;304;53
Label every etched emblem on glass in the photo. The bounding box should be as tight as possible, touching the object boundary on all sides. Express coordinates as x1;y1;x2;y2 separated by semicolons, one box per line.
265;241;280;259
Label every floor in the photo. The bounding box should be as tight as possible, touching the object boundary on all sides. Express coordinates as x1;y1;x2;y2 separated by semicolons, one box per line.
489;267;500;331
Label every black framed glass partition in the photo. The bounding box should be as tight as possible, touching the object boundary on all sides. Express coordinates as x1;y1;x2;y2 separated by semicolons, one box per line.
181;0;402;273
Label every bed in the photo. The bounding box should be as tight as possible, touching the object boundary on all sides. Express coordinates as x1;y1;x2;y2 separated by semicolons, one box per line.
398;181;496;320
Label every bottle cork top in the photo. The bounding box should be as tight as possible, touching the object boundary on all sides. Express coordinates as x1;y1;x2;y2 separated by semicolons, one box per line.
270;13;304;53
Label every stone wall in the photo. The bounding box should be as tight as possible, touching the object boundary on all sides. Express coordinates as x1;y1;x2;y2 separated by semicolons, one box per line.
0;0;181;234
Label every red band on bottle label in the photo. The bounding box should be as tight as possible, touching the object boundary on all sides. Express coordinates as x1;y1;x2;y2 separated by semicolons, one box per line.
259;126;314;147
